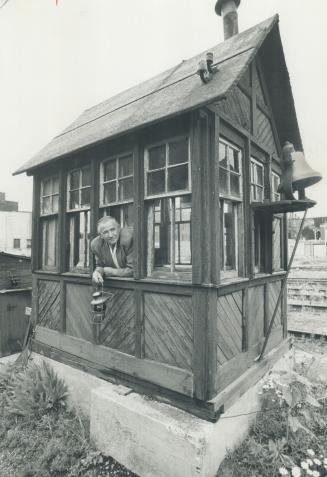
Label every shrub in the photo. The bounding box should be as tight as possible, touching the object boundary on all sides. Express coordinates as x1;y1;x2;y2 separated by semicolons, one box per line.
5;360;69;417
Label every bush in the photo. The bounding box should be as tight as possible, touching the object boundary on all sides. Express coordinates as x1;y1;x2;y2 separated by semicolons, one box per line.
5;360;69;417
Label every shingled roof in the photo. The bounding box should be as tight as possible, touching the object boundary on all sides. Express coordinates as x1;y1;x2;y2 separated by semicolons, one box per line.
14;14;302;175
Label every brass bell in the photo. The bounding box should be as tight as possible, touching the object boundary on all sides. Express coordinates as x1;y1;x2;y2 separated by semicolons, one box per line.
292;151;322;191
278;141;322;200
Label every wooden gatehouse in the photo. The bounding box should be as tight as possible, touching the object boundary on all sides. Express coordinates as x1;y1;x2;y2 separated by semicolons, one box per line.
14;3;312;420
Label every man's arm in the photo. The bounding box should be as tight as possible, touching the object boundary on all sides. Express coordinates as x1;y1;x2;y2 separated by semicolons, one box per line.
90;238;105;284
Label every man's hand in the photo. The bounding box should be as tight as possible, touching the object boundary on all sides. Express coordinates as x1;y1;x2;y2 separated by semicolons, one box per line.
92;270;104;285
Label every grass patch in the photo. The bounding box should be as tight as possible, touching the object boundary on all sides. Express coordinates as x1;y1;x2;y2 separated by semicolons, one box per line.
217;338;327;477
0;358;138;477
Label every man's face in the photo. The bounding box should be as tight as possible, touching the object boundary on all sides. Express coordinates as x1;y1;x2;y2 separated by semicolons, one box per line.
99;220;120;245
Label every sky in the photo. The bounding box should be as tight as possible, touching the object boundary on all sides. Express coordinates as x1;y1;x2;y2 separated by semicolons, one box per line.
0;0;326;217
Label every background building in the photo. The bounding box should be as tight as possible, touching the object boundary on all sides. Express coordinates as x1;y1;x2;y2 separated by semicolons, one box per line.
0;193;32;256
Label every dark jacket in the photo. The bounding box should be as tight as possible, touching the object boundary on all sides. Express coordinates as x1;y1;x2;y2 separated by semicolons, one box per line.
90;227;134;278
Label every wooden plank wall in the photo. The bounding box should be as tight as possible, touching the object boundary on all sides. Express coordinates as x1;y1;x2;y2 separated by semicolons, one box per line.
144;293;193;370
38;280;61;331
0;255;31;290
0;290;31;356
216;280;284;392
216;86;251;132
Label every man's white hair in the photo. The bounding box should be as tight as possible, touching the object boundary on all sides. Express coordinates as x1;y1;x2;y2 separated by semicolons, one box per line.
97;215;120;233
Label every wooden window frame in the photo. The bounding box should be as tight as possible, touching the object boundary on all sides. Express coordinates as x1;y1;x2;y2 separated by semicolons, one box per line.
144;135;192;280
144;135;191;200
67;165;91;212
40;175;60;271
218;138;243;280
250;157;264;202
66;166;91;274
218;138;243;202
40;175;59;216
99;152;134;228
271;171;281;202
13;238;21;249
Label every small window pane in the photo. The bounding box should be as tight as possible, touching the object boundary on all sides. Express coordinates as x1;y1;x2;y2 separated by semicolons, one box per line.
42;217;58;268
167;164;188;192
104;182;117;204
42;197;51;214
148;145;166;170
52;177;59;194
119;155;133;177
43;179;52;196
229;149;239;173
219;169;228;194
104;161;117;181
119;177;133;201
219;143;228;168
222;202;236;270
70;170;80;190
179;223;191;264
169;138;188;165
69;190;80;209
81;167;90;187
256;186;264;202
230;173;240;197
147;170;165;195
81;187;90;207
52;194;59;213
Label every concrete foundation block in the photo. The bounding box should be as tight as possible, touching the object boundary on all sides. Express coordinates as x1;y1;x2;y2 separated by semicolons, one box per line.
90;382;260;477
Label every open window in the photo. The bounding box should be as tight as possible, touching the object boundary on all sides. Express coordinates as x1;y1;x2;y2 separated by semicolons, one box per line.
250;158;264;202
271;172;281;201
272;216;283;271
40;176;59;270
145;136;191;280
67;166;91;273
100;152;134;228
219;139;243;279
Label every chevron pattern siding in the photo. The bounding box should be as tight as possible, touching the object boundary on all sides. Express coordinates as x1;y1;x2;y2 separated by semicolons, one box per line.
100;288;135;356
144;293;193;370
38;280;61;331
248;285;265;347
216;291;243;365
66;284;93;342
217;86;251;132
268;281;282;329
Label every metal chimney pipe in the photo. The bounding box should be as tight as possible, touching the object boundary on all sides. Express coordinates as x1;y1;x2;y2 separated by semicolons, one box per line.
215;0;241;40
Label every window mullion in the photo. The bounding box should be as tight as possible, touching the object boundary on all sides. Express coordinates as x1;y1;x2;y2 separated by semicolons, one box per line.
170;197;175;272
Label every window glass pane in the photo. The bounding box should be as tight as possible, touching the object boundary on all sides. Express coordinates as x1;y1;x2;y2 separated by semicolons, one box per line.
169;138;188;165
219;169;228;195
230;173;240;197
42;217;58;268
167;164;188;192
81;167;91;187
251;184;256;201
43;179;52;196
104;161;116;181
256;186;264;202
52;177;59;194
81;187;90;207
69;211;90;270
42;196;51;214
103;182;117;204
69;190;80;209
148;145;166;170
178;223;191;264
219;142;228;168
147;170;165;195
119;177;133;201
222;201;236;270
256;165;263;185
70;170;80;190
119;155;133;177
229;148;240;173
52;194;59;213
122;203;134;228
